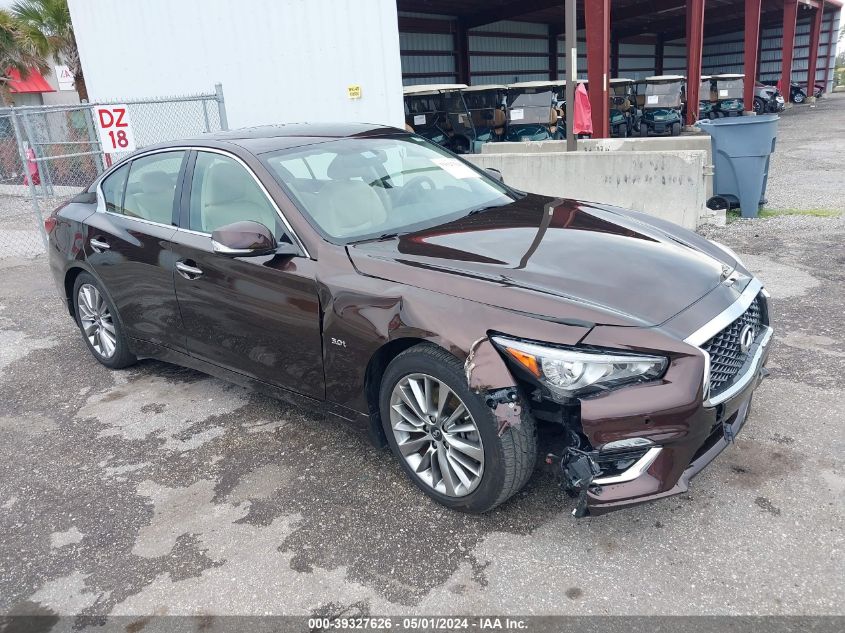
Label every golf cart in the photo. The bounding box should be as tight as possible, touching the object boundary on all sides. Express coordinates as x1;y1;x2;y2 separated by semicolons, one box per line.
711;73;744;117
638;75;685;136
403;84;476;153
505;80;565;141
609;78;638;137
697;75;716;119
461;84;508;149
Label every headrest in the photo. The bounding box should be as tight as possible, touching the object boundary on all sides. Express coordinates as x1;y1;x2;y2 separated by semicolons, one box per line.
327;152;384;180
205;162;248;206
140;171;171;194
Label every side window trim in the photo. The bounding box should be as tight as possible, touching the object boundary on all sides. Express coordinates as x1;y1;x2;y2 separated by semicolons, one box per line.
96;148;188;229
96;146;310;259
177;148;309;258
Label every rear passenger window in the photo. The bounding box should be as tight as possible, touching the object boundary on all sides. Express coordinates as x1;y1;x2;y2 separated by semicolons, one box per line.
100;164;129;214
122;151;186;224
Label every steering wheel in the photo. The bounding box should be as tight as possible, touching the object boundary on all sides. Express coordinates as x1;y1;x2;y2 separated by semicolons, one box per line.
397;175;437;207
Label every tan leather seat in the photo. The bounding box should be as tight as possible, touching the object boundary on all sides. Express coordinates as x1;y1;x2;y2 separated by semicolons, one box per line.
316;154;387;238
125;171;174;224
492;108;506;136
201;162;277;233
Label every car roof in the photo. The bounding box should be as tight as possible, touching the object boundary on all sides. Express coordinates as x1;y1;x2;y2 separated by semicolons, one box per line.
141;122;408;155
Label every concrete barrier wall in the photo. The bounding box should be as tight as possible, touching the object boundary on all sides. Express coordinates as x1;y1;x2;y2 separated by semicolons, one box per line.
480;136;715;201
467;150;709;230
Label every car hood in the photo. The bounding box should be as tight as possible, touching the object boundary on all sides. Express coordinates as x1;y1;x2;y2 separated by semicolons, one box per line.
347;194;739;328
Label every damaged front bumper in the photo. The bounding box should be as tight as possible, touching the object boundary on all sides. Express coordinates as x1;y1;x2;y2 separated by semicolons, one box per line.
560;323;773;517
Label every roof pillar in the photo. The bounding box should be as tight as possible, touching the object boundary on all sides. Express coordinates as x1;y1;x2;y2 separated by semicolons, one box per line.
743;0;762;113
685;0;706;125
805;2;825;97
780;0;798;93
585;0;610;137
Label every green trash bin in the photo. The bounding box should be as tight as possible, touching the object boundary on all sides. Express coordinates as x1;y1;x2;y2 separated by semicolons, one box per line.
696;114;778;218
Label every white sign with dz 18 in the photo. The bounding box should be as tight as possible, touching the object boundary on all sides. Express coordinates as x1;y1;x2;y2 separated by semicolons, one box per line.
94;105;137;152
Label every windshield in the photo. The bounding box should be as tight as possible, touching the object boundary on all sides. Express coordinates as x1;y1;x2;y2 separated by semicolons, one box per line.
644;82;683;108
508;89;554;124
715;79;743;99
262;135;514;243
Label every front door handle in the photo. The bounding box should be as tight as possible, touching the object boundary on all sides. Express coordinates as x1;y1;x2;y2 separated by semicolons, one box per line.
176;261;203;279
89;238;110;253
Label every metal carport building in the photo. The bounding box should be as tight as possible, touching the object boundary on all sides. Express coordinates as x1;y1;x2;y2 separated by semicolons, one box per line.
398;0;841;136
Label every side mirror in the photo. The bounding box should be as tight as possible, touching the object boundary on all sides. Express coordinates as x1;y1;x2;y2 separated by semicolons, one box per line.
485;168;504;184
211;220;278;257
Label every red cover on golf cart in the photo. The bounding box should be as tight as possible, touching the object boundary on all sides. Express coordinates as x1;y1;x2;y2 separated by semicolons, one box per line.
573;83;592;135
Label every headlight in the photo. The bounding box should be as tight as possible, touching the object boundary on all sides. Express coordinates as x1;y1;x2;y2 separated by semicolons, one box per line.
708;239;745;268
491;336;668;398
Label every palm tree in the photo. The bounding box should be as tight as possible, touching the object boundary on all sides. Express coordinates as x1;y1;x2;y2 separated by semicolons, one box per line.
12;0;87;101
0;9;47;105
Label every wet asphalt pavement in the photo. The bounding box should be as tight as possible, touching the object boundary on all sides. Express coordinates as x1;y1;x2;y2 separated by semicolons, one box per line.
0;102;843;620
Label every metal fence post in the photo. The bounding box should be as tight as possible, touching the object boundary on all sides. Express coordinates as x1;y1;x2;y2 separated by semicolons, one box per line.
20;109;53;196
215;83;229;131
9;108;48;251
83;101;106;174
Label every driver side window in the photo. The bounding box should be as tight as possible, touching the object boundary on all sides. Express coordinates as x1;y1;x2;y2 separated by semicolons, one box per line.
189;152;283;236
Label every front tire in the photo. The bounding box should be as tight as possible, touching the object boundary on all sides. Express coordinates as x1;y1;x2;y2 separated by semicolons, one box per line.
379;344;537;513
73;272;136;369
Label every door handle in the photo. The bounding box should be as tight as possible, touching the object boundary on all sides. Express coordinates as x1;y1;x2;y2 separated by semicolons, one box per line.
89;238;110;253
176;261;203;279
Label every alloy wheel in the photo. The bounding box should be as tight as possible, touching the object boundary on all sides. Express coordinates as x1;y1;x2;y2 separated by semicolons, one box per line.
77;283;117;359
389;373;485;497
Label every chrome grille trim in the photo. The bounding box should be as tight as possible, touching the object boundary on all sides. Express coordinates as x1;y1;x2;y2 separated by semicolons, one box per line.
684;278;764;347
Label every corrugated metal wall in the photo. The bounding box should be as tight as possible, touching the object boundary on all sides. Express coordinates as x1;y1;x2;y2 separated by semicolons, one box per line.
400;9;841;90
702;11;840;89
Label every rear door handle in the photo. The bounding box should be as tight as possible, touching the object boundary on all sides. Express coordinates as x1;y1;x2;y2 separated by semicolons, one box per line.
176;261;203;279
89;238;110;253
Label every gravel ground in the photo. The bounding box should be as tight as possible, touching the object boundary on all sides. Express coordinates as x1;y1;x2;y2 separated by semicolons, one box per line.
0;100;843;625
763;93;845;212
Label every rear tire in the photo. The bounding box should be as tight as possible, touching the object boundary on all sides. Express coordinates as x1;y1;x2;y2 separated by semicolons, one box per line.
671;122;681;136
379;343;537;513
72;272;137;369
793;91;805;104
617;123;628;138
638;123;648;137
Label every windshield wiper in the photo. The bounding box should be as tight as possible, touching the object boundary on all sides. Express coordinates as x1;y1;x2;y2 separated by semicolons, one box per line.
466;204;501;217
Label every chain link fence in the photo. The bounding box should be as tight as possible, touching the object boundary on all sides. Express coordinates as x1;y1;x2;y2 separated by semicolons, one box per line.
0;85;228;260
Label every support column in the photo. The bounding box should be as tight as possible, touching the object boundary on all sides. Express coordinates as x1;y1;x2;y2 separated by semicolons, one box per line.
805;3;825;98
685;0;706;125
655;35;665;76
549;27;561;81
780;0;798;93
584;0;611;138
455;19;470;84
743;0;762;113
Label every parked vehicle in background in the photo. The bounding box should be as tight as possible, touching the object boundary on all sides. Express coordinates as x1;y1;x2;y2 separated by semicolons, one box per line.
711;74;744;117
754;83;785;114
403;84;473;152
697;75;716;119
46;123;774;517
787;81;824;103
505;80;564;141
461;85;508;148
609;78;638;137
637;75;685;136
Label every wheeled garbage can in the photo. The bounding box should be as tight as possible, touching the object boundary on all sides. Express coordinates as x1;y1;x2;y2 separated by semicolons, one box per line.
696;114;779;218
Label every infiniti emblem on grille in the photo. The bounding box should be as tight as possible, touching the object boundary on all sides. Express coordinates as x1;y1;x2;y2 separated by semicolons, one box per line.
739;324;755;354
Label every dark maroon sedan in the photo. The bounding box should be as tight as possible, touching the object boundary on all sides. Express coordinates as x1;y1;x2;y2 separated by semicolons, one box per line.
46;124;772;516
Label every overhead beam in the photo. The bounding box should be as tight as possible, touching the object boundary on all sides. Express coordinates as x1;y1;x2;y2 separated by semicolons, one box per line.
462;0;565;29
613;0;685;23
